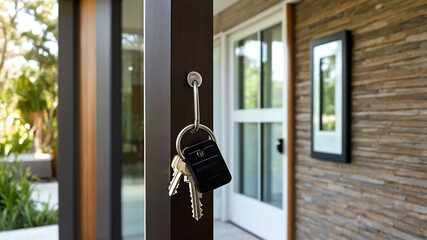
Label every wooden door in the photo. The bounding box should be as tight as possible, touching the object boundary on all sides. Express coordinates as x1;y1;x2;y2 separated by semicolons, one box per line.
146;0;214;239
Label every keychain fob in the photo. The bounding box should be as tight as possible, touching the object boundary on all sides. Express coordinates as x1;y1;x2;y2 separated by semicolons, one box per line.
183;140;232;193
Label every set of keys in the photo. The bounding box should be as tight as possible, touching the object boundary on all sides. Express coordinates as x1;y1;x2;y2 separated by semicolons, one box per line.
168;154;203;220
168;71;231;221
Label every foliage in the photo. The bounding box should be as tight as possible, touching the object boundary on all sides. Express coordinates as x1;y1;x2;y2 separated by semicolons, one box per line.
0;0;21;82
320;55;336;131
0;1;58;232
0;0;58;153
122;164;144;178
14;73;48;114
0;160;57;231
0;113;32;157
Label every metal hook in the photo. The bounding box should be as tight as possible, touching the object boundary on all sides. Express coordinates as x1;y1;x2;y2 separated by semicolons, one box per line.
192;82;200;132
176;123;216;159
187;71;203;133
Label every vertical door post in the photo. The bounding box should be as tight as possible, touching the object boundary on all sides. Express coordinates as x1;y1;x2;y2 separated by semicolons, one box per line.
96;0;122;239
58;0;78;239
77;0;97;239
146;0;214;239
145;0;171;239
286;3;296;240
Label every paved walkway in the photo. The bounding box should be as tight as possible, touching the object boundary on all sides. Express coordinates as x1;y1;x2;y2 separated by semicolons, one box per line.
0;225;59;240
0;182;259;240
34;182;59;209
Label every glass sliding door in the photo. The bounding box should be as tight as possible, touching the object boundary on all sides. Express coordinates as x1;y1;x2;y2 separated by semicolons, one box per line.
262;122;283;208
227;9;286;240
121;0;144;239
59;0;213;238
235;123;259;199
233;23;283;206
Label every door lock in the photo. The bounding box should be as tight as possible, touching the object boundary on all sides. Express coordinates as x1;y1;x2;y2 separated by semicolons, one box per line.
276;138;285;154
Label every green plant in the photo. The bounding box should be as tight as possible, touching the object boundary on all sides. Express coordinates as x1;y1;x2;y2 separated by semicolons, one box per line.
12;71;53;153
0;114;33;157
0;160;57;231
122;164;144;178
0;0;58;154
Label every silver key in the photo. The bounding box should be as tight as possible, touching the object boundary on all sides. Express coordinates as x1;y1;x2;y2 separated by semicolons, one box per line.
184;175;203;220
168;155;183;196
168;155;191;196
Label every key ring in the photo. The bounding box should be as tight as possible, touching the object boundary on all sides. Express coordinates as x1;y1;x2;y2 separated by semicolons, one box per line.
176;123;216;159
187;71;202;133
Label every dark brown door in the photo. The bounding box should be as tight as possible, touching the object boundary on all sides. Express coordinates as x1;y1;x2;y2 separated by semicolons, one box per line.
145;1;214;239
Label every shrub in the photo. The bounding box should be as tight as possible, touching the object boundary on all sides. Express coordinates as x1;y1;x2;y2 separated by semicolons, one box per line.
0;114;33;157
0;160;58;231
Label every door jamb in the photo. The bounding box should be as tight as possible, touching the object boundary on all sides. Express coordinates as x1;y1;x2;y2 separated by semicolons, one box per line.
285;4;296;240
58;0;79;239
95;0;122;239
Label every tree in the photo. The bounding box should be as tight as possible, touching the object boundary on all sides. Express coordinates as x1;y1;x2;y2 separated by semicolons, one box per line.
0;0;57;153
0;0;21;84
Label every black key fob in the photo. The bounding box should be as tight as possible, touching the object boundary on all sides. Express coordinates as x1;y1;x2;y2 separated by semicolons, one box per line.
183;140;232;193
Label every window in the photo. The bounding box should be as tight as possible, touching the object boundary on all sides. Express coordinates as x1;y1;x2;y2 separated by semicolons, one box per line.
121;0;144;239
233;23;284;208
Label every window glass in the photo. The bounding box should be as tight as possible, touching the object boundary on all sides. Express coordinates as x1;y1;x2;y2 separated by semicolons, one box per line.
235;123;259;199
261;24;283;108
235;34;260;109
262;123;282;208
121;0;144;239
233;23;283;208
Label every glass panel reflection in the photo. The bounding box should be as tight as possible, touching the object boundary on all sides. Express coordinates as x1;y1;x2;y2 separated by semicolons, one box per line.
121;0;144;239
261;24;283;108
235;123;258;199
234;34;260;109
262;123;282;208
319;55;336;131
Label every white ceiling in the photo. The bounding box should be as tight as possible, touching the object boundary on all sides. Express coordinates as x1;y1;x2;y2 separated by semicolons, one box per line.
214;0;239;15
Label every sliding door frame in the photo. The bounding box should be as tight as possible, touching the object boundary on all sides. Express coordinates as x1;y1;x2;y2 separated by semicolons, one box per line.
144;0;171;238
58;0;79;239
59;0;215;239
95;0;122;239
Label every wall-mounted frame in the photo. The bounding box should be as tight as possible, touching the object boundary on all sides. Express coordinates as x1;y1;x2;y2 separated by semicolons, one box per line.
310;30;351;163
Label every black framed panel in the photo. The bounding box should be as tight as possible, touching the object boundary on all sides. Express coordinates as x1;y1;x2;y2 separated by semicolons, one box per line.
310;30;351;163
57;0;79;239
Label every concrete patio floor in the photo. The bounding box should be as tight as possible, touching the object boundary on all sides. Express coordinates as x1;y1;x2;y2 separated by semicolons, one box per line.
215;221;260;240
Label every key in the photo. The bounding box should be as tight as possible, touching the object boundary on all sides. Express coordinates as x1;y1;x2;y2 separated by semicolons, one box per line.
168;155;192;196
171;154;180;175
176;157;191;175
184;175;203;220
168;155;183;196
169;155;203;220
